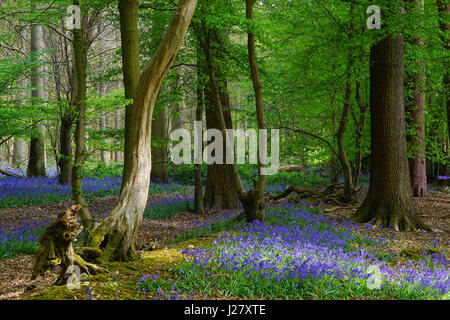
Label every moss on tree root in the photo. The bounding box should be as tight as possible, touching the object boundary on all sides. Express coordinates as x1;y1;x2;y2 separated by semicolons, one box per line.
25;238;213;300
31;205;106;285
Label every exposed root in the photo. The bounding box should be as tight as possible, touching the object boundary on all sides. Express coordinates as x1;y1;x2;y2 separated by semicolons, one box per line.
351;200;432;232
31;205;106;285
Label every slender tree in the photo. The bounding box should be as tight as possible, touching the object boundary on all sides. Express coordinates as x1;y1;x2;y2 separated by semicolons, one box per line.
71;0;94;229
150;102;169;182
437;0;449;142
405;0;427;197
85;0;199;261
28;4;46;177
194;44;205;215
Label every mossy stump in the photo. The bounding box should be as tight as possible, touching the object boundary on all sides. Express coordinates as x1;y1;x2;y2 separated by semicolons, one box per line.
31;204;104;285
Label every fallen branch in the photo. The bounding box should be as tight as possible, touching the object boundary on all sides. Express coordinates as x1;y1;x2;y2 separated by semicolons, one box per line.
0;168;21;177
266;184;355;206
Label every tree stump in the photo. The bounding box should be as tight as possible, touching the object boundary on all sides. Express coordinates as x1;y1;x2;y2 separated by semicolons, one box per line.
31;204;104;285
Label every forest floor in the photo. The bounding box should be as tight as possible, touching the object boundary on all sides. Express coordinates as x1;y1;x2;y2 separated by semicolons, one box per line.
323;191;450;256
0;192;228;300
0;189;449;300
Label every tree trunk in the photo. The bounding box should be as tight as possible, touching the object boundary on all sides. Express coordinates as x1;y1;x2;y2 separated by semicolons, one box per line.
114;109;122;163
437;1;450;148
352;79;368;188
28;8;46;177
203;82;240;209
150;103;169;182
351;32;428;231
197;0;267;221
12;138;26;167
85;0;198;261
336;79;354;203
59;115;73;185
405;0;427;197
71;1;94;229
336;7;357;203
194;48;205;215
244;0;266;222
202;31;240;210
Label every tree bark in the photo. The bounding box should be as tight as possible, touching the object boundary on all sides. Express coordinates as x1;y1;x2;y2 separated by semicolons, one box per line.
203;77;240;209
352;79;368;188
71;1;93;229
202;30;240;210
58;115;74;184
351;31;428;231
336;78;354;203
437;1;450;151
244;0;266;222
12;138;26;167
196;0;267;221
85;0;198;261
31;205;103;284
150;102;169;182
28;6;46;177
194;47;205;215
405;0;427;197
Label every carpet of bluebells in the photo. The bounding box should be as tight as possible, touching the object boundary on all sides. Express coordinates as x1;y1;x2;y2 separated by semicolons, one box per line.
0;173;185;210
0;167;187;260
2;165;450;299
139;202;450;300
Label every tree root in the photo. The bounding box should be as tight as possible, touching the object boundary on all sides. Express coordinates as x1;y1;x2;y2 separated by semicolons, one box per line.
31;205;107;285
351;200;432;232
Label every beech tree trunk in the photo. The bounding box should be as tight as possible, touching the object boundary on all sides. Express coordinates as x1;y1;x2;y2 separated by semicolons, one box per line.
406;0;427;197
437;1;450;143
336;79;354;203
150;103;169;183
351;31;428;231
352;79;368;188
194;47;205;215
203;78;240;209
12;138;26;167
244;0;266;222
28;7;46;177
85;0;198;261
58;115;73;185
202;30;240;210
71;1;93;229
115;81;123;163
